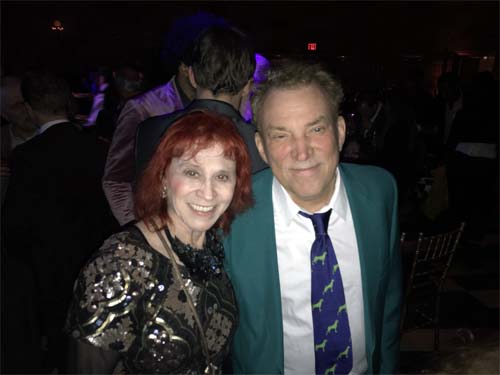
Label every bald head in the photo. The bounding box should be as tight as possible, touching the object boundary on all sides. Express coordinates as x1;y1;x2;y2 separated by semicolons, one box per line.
1;76;36;132
1;76;23;113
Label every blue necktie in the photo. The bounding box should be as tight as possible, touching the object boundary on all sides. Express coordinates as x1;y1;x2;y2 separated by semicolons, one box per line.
299;209;353;375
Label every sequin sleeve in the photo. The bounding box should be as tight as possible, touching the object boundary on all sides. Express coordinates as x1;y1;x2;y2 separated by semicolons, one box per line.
66;230;155;353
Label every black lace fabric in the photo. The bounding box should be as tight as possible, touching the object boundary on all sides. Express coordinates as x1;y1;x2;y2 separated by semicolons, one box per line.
66;226;238;374
164;227;224;282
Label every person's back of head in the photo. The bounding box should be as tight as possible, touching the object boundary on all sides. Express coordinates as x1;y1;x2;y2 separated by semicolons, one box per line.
1;75;37;133
113;64;145;100
355;88;382;119
239;53;270;121
191;25;256;96
1;76;23;118
160;12;228;79
21;69;72;118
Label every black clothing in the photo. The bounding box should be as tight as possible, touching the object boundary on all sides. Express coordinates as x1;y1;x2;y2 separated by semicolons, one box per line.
135;99;268;179
66;226;238;374
3;122;118;372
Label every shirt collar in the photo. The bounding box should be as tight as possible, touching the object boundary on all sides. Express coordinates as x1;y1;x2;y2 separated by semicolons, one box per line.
188;99;240;120
272;167;349;226
37;118;69;135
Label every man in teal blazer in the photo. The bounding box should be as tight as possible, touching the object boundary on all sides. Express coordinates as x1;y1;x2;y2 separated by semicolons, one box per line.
224;60;402;374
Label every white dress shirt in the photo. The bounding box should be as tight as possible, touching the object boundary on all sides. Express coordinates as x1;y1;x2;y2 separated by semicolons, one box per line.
273;170;367;374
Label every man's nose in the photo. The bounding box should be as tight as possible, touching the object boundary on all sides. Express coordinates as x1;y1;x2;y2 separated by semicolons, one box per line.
292;136;311;161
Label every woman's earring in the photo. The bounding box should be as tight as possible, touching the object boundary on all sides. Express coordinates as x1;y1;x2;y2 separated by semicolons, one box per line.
161;185;168;199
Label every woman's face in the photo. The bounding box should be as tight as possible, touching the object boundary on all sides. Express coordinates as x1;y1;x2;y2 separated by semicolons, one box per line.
164;143;236;246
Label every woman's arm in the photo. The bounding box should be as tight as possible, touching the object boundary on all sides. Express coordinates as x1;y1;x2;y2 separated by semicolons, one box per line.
67;338;120;374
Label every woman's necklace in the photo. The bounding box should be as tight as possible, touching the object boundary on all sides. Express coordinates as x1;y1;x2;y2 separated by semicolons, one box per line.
164;227;224;282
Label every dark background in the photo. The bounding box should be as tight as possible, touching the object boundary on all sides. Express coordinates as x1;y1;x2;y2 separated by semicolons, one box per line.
2;1;499;90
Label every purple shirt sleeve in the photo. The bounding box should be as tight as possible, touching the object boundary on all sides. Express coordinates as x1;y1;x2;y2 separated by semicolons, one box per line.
102;100;142;226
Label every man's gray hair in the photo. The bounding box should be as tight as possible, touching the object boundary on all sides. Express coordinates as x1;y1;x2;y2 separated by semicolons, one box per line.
251;59;344;131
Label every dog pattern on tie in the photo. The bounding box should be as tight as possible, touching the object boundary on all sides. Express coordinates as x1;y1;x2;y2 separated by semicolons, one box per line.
300;210;353;375
312;261;352;375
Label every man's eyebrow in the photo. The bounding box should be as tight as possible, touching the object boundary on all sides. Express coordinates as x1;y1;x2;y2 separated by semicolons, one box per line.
266;115;330;132
265;124;289;132
305;115;329;128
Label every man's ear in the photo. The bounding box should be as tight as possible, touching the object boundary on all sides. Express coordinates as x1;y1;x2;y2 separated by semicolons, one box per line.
23;102;37;124
255;132;268;164
187;66;197;89
178;62;188;75
336;115;346;152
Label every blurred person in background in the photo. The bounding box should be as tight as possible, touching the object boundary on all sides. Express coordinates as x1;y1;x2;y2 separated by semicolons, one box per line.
3;69;118;373
103;12;227;227
239;52;270;122
136;25;267;184
0;75;38;204
445;72;499;242
95;63;145;143
83;66;113;127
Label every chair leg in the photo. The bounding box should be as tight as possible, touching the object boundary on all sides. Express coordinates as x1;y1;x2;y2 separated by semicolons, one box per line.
400;302;408;336
434;324;440;351
434;295;441;351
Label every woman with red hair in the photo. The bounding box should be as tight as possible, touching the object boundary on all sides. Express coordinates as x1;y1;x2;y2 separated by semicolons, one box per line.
66;111;253;374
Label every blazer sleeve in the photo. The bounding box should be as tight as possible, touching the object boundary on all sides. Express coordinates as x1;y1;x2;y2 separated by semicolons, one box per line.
102;100;142;226
379;177;403;373
3;146;39;258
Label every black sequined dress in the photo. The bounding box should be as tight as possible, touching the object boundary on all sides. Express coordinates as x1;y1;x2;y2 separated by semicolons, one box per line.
66;226;238;374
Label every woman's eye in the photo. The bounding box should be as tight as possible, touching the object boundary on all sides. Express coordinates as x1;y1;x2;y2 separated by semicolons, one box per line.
184;170;199;177
217;174;229;181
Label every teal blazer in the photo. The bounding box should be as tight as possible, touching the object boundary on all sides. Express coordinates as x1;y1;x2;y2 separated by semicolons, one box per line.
224;163;402;374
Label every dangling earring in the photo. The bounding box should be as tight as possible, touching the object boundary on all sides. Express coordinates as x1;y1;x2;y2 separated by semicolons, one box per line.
161;185;168;199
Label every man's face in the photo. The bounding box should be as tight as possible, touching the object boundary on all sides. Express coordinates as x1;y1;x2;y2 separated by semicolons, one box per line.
255;84;345;212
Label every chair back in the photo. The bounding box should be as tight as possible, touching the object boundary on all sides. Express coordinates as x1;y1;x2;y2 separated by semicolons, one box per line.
400;222;465;332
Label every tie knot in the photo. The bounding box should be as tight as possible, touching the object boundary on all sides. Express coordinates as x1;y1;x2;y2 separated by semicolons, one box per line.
299;209;332;236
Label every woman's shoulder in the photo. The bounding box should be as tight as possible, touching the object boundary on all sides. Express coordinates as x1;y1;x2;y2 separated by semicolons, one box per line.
82;227;157;279
66;226;161;351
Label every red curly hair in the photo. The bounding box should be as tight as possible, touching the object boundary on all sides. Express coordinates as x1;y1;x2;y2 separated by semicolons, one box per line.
134;110;253;233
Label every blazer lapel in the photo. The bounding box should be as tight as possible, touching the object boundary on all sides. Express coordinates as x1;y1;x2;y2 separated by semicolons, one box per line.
225;169;284;373
254;171;284;372
339;164;378;370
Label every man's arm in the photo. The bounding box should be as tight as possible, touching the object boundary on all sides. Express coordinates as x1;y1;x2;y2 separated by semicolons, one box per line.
3;147;38;257
379;180;403;373
102;100;142;226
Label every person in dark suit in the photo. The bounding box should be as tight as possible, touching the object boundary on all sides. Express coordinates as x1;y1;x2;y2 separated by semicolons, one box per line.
103;13;228;227
0;75;38;205
223;59;402;374
2;70;118;373
135;26;268;183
